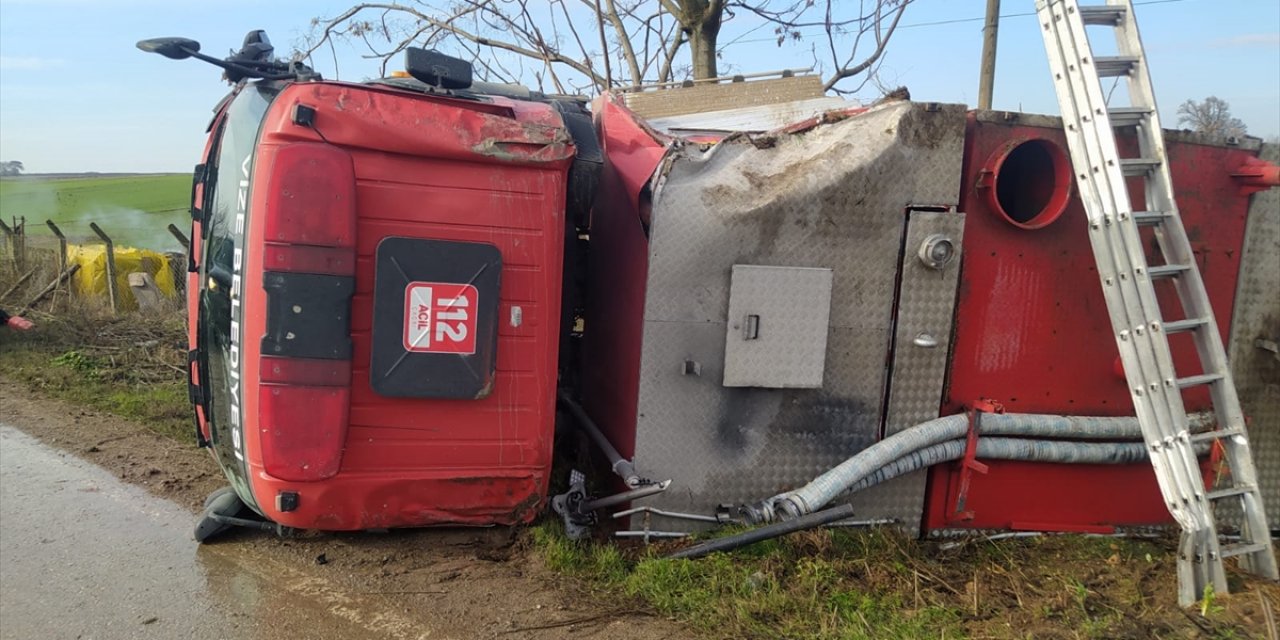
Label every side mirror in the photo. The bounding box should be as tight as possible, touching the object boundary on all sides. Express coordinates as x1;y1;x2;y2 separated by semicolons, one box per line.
229;30;274;64
405;48;473;90
136;37;201;60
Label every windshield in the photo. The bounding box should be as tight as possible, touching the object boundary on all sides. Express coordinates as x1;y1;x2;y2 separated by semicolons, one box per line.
199;83;277;495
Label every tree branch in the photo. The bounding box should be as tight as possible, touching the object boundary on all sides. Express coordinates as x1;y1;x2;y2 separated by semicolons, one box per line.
603;0;644;86
589;0;615;87
823;0;910;91
657;28;686;82
305;2;606;88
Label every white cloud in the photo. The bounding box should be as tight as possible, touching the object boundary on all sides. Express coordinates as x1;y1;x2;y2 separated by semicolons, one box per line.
0;56;64;70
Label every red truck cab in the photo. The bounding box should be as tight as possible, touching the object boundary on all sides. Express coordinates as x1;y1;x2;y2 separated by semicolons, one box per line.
172;35;586;536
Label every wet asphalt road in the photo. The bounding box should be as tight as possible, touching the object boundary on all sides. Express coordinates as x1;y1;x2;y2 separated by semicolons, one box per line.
0;424;421;640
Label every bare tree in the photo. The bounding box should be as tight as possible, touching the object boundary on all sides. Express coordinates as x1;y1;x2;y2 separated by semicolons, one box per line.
299;0;912;94
1176;96;1247;138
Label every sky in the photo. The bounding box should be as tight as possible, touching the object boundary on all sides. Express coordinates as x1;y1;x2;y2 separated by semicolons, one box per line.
0;0;1277;173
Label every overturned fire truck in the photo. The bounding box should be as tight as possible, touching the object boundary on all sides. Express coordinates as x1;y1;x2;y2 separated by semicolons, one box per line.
142;2;1278;605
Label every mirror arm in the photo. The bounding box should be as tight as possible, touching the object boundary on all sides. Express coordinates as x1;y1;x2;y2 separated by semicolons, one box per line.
181;47;295;81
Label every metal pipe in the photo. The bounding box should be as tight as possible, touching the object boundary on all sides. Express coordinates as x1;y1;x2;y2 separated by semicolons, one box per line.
612;505;722;524
558;391;641;487
825;517;895;528
582;479;670;511
614;531;689;539
667;504;856;560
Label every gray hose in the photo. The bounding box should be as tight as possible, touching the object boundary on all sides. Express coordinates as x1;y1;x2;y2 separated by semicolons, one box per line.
846;437;1212;493
978;412;1213;440
749;412;1211;523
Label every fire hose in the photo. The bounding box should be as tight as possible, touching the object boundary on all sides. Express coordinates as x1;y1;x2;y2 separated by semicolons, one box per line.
741;412;1213;524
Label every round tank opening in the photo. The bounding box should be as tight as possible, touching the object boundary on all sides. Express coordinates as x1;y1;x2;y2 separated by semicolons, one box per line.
984;138;1071;230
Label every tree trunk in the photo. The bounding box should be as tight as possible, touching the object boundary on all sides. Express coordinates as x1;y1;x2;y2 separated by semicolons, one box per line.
689;21;719;79
673;0;723;80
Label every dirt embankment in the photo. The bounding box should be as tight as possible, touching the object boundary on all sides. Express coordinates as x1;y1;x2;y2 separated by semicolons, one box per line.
0;390;684;640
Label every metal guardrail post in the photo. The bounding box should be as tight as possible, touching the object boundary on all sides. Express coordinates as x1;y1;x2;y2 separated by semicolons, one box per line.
89;222;119;314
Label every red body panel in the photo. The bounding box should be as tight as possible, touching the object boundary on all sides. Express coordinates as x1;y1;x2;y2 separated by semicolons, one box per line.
232;81;573;530
925;114;1256;531
580;98;667;464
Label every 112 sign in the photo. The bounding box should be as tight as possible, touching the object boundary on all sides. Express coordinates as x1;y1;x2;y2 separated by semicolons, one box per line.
402;282;479;354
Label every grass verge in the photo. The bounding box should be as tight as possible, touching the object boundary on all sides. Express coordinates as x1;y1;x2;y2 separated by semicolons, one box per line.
530;518;1273;640
0;309;189;442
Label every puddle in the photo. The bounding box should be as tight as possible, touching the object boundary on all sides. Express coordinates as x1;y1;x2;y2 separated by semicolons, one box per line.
0;425;427;640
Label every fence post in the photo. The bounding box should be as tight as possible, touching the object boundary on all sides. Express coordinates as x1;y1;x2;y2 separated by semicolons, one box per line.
167;223;190;249
89;221;119;314
46;220;72;303
46;220;69;278
0;217;24;272
11;217;25;272
0;218;11;270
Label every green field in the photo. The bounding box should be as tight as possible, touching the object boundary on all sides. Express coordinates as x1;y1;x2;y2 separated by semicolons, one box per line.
0;174;189;251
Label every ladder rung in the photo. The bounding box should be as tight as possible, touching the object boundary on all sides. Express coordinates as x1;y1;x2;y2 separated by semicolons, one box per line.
1095;56;1140;77
1133;210;1171;225
1177;372;1224;389
1109;106;1152;127
1147;263;1190;279
1207;485;1255;501
1040;0;1280;602
1189;428;1244;444
1163;317;1208;334
1221;542;1270;559
1079;5;1127;25
1121;158;1162;176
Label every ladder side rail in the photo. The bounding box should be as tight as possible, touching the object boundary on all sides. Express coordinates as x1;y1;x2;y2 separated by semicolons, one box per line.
1070;0;1222;597
1038;0;1205;531
1109;0;1275;580
1109;0;1251;437
1051;0;1211;524
1107;0;1237;425
1039;0;1221;603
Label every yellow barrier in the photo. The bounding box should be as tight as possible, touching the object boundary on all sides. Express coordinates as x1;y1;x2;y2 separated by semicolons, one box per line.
67;244;177;309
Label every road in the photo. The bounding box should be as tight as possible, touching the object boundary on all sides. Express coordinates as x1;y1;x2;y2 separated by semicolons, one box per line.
0;424;424;640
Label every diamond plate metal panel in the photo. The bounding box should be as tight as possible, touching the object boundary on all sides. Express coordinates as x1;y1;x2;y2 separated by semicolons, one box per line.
629;101;968;533
885;211;966;435
874;210;967;533
724;266;833;388
1220;142;1280;528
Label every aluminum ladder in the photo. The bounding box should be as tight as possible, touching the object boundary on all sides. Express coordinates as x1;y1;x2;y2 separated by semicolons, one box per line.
1035;0;1278;605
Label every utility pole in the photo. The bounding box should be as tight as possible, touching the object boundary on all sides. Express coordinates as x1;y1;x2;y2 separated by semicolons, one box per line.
978;0;1001;110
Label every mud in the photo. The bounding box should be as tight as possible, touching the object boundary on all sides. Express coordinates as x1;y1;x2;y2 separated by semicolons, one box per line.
0;386;685;640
